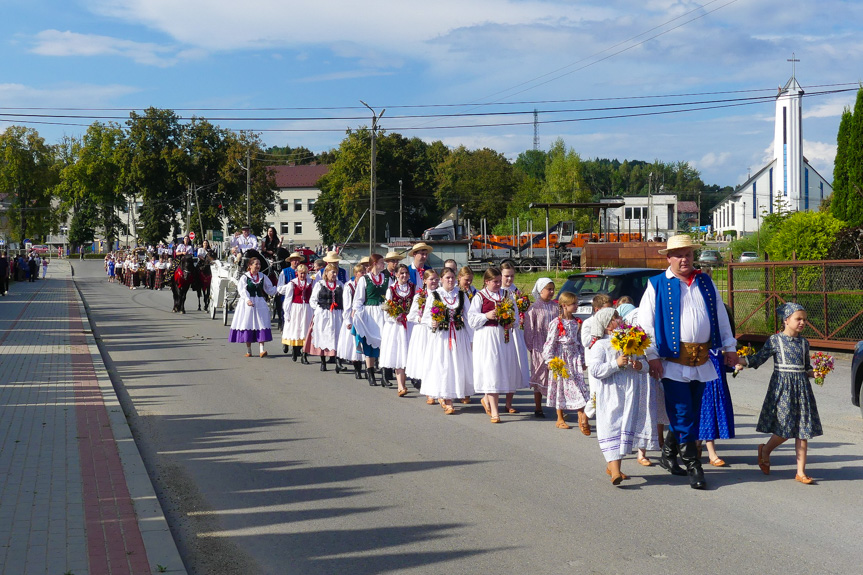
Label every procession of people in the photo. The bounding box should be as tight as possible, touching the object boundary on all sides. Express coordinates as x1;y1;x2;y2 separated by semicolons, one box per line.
103;231;827;489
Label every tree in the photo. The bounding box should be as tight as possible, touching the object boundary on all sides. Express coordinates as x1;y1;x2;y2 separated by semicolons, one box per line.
436;146;517;230
831;107;852;222
766;210;846;261
220;131;277;235
540;139;592;230
514;149;547;182
844;87;863;227
0;126;59;244
125;108;186;244
55;123;128;247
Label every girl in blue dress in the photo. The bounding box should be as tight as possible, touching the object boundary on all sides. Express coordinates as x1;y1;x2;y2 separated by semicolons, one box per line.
737;303;821;484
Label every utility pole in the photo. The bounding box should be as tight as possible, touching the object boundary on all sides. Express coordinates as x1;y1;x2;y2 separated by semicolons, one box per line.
246;150;251;228
361;100;385;253
398;179;403;238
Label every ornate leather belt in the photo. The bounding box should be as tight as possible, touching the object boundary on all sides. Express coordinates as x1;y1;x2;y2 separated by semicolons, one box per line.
665;341;711;367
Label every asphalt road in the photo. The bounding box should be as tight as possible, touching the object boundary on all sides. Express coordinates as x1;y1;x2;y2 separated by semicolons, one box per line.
72;261;863;575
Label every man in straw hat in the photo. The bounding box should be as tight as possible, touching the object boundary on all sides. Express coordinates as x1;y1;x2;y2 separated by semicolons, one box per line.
318;250;348;283
383;250;403;285
636;234;738;490
407;242;433;286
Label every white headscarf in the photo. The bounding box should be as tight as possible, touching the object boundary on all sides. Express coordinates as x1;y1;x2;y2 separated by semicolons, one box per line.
590;307;617;338
531;277;554;301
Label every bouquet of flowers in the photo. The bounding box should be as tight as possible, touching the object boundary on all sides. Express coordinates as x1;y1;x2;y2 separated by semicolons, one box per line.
610;322;651;357
515;294;531;330
732;345;756;377
381;299;407;323
496;297;516;343
548;357;569;380
430;302;447;333
811;351;834;386
416;288;427;316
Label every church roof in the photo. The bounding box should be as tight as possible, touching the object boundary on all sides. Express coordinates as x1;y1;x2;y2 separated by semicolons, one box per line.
781;76;803;94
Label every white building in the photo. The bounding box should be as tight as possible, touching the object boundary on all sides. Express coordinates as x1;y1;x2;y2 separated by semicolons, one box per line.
603;193;679;239
710;71;832;236
266;164;329;249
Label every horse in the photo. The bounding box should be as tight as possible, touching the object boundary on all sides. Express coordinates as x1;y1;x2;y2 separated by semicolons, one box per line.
169;255;196;314
192;254;213;311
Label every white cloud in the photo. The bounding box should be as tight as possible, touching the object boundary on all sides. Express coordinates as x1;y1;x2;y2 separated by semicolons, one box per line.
804;95;855;119
696;151;731;170
803;139;837;168
0;82;139;107
29;29;192;67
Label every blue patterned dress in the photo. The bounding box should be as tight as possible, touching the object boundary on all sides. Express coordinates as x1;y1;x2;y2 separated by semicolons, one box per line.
747;333;822;439
698;349;735;440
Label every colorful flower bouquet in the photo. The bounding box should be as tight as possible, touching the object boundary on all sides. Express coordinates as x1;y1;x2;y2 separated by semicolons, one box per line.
430;302;447;332
610;322;651;357
496;297;516;343
381;299;407;322
515;294;531;330
548;357;570;380
811;351;834;386
416;288;427;316
733;344;756;377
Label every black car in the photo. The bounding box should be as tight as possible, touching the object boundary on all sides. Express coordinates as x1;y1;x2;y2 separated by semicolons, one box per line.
852;340;863;418
557;268;662;321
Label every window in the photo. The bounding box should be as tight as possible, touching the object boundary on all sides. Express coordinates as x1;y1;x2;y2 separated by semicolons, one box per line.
731;205;735;226
294;222;303;235
280;223;291;235
624;207;646;220
307;198;316;211
294;199;302;211
625;207;632;219
280;199;290;211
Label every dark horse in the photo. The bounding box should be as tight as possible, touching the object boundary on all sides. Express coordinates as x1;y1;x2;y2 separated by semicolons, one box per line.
192;254;213;311
168;255;196;314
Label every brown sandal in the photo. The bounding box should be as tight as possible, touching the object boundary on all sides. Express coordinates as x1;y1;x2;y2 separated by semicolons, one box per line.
637;457;652;466
507;407;518;414
444;406;455;415
555;420;571;429
709;458;726;467
426;397;435;405
490;416;501;424
758;444;770;475
606;466;629;480
397;389;408;397
480;396;491;416
795;474;815;485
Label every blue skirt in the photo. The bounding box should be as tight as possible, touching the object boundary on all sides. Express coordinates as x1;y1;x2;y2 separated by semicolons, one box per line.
352;326;379;358
698;351;735;440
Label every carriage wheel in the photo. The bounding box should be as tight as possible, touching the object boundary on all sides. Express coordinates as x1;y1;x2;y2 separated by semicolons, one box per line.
222;291;230;326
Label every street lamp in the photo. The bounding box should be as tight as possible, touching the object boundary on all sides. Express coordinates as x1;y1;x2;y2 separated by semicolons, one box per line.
360;100;385;253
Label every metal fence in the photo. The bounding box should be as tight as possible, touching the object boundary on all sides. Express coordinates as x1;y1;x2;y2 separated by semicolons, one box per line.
728;259;863;350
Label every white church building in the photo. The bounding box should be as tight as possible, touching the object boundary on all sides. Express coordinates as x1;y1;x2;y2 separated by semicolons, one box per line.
710;70;832;236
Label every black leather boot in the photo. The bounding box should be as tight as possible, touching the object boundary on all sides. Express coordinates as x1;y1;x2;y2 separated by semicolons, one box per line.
353;361;364;379
412;378;421;390
680;441;707;489
291;345;299;360
283;343;290;354
301;352;310;365
367;366;379;386
658;430;687;476
332;356;341;374
320;356;328;371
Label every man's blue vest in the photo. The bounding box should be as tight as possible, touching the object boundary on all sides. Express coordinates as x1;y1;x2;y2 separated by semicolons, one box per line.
649;271;722;359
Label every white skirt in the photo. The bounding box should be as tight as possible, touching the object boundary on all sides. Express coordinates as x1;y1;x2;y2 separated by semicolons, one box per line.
423;325;474;399
282;303;312;344
405;324;430;379
337;316;363;361
512;328;531;390
380;320;412;369
353;305;385;349
311;308;341;352
230;296;271;331
471;325;525;394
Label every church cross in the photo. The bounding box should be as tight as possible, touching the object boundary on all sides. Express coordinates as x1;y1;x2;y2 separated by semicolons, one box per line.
788;53;800;78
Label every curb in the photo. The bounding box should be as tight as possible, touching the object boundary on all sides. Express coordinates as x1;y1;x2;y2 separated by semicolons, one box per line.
69;265;188;574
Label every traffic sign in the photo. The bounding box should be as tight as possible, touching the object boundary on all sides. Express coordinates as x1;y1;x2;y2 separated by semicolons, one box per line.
189;231;196;240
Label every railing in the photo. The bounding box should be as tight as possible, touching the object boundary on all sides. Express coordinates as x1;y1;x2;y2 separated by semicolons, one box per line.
728;259;863;350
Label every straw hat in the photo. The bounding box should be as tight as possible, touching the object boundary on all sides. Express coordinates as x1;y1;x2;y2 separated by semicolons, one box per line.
383;250;403;261
409;242;434;255
658;235;699;255
322;250;341;263
359;256;371;265
285;251;304;262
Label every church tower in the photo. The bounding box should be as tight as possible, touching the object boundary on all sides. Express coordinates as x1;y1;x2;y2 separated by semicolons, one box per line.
773;56;804;211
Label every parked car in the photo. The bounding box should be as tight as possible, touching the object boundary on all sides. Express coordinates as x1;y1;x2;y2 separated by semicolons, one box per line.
697;249;722;266
557;268;661;322
30;244;50;255
853;340;863;418
739;251;759;262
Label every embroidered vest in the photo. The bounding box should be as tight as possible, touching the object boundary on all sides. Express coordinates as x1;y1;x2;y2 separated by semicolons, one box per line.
317;283;343;310
431;290;465;329
477;289;508;327
291;281;312;304
649;272;721;358
246;276;266;298
389;283;415;309
364;275;388;306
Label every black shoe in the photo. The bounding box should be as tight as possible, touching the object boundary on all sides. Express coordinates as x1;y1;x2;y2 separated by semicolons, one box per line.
283;344;290;354
534;410;546;418
367;366;379;386
320;358;328;372
658;430;687;476
353;361;364;380
291;346;299;361
333;357;341;374
301;352;310;365
680;441;707;489
381;367;393;388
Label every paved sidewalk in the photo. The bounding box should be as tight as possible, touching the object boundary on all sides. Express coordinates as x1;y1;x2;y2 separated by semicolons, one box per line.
0;261;185;574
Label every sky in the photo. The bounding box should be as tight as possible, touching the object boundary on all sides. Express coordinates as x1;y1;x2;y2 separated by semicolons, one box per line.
2;0;862;189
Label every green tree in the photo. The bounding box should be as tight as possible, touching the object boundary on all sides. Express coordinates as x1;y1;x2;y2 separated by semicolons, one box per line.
221;131;277;235
843;87;863;227
125;108;186;244
0;126;59;244
766;210;846;261
540;139;591;230
436;146;517;230
514;149;547;182
830;107;852;222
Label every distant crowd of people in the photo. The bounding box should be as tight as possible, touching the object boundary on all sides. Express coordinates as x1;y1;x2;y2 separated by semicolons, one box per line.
0;251;50;295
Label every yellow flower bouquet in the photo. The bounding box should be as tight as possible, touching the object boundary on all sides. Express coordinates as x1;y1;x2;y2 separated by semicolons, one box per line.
496;297;516;343
610;322;651;357
548;357;569;380
733;344;756;377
